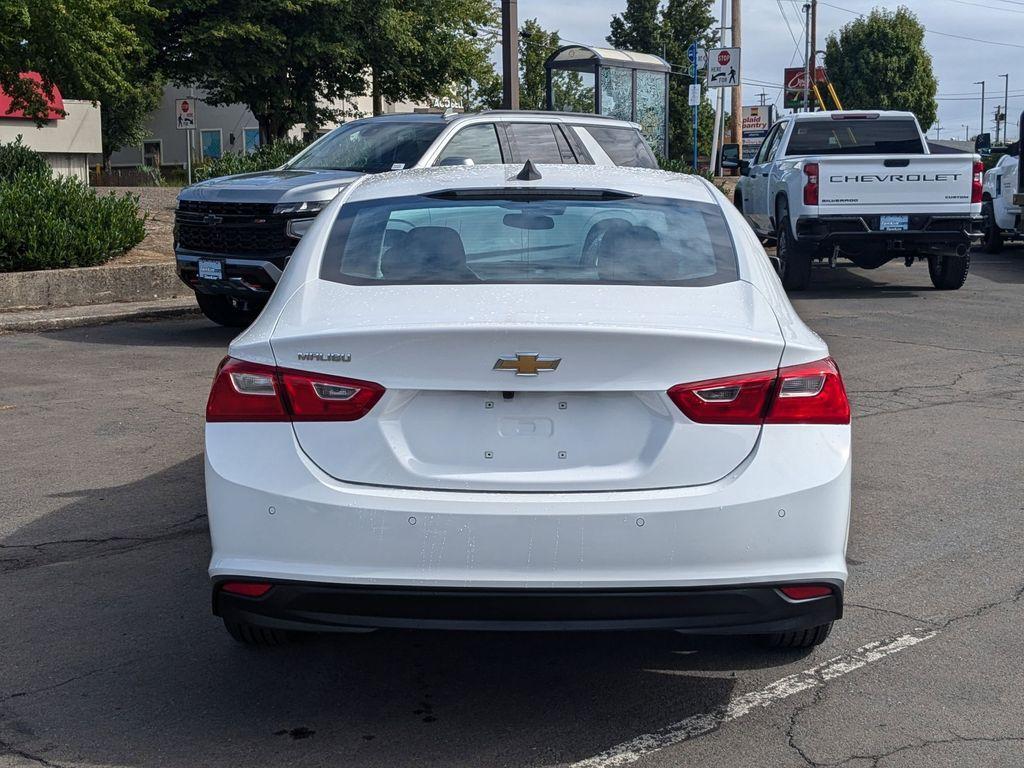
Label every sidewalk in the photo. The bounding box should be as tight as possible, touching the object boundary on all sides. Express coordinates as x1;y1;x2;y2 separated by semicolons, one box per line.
0;296;198;333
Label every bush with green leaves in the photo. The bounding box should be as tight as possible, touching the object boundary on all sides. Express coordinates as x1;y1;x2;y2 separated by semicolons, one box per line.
0;142;146;272
0;136;50;181
193;138;313;182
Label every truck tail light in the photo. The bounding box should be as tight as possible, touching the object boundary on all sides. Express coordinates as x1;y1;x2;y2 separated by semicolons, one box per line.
668;357;850;425
803;162;819;206
971;160;984;204
206;357;385;422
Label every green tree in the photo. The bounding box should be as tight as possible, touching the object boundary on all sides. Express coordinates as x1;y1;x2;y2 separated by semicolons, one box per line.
159;0;367;143
607;0;662;54
0;0;162;157
348;0;498;116
824;6;937;130
520;18;558;110
660;0;717;159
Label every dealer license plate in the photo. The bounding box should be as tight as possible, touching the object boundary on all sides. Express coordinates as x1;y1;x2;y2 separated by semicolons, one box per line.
879;215;909;232
198;259;224;280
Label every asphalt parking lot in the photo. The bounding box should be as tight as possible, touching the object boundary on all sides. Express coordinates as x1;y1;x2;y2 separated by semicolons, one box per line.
2;251;1023;768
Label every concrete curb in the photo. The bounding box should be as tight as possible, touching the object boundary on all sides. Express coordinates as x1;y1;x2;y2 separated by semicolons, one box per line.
0;297;199;333
0;262;186;312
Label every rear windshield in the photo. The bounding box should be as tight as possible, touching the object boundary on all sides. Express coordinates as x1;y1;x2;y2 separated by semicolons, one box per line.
785;119;925;156
286;121;445;173
320;193;737;287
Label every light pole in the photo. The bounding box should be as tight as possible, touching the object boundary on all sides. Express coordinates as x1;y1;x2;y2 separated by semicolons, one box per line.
974;80;985;140
998;74;1009;145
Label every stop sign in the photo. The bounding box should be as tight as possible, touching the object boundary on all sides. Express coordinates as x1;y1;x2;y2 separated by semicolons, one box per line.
718;50;731;66
181;100;190;113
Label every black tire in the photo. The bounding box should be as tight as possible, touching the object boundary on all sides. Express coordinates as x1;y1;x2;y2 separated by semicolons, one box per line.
776;212;813;290
981;200;1003;254
223;618;292;646
760;622;833;649
928;251;971;290
195;292;264;328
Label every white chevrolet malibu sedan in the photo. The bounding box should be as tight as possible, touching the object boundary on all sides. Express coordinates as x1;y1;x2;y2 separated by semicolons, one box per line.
204;162;851;649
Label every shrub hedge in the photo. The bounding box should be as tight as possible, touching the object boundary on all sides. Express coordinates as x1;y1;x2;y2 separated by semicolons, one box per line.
193;138;313;182
0;140;146;272
0;136;50;181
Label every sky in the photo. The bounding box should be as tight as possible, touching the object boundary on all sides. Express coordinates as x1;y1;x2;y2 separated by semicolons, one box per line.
515;0;1023;142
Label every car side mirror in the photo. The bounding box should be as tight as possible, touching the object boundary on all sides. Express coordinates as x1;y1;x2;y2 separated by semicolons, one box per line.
438;156;475;167
768;254;783;276
739;160;751;176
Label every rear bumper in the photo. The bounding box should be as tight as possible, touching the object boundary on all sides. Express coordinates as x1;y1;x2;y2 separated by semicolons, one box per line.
795;214;983;247
206;423;851;592
213;580;843;633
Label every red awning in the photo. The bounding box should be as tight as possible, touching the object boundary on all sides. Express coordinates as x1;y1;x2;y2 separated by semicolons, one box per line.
0;72;65;121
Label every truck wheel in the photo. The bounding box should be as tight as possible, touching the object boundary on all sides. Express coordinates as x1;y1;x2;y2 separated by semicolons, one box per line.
981;200;1003;254
223;618;292;647
195;292;264;328
928;251;971;290
777;214;813;290
760;622;833;649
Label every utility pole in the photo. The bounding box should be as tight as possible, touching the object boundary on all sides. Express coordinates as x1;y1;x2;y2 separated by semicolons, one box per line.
501;0;520;110
810;0;817;108
759;90;767;106
730;0;742;157
998;73;1009;145
710;0;727;174
802;3;812;111
962;124;969;141
974;80;985;140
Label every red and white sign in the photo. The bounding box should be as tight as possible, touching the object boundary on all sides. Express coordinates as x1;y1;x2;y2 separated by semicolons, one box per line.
707;47;741;89
784;67;827;107
175;98;196;130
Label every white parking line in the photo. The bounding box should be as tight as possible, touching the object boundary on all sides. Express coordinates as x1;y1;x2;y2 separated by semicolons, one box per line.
569;629;938;768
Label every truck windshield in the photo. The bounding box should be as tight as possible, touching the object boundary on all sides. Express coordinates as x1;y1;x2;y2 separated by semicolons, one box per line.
320;194;738;287
286;121;445;173
786;119;925;156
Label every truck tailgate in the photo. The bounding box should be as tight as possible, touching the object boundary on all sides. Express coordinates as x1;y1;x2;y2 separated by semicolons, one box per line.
817;155;975;215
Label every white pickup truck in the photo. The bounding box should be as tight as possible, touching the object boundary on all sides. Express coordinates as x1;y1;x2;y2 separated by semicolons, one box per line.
735;110;983;290
980;124;1022;253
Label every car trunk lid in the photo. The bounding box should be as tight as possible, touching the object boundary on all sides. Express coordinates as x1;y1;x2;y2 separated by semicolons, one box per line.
269;280;785;492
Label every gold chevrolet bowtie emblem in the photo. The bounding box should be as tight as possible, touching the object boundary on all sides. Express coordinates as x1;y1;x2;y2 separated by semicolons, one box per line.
493;353;561;376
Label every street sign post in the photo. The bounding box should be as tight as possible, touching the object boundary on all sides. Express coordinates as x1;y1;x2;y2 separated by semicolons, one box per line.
175;98;197;185
707;47;740;89
688;43;702;169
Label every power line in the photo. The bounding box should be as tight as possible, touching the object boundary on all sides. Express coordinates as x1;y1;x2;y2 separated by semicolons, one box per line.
819;0;1024;48
942;0;1024;13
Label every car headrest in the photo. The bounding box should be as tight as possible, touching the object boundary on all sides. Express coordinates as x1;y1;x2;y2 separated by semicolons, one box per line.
596;225;674;282
380;225;475;282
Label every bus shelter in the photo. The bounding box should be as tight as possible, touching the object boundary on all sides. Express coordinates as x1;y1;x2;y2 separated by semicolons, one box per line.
544;44;669;156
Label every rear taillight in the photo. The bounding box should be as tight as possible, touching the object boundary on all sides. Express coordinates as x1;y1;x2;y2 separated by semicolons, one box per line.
206;357;385;422
971;160;984;204
803;162;819;206
668;357;850;425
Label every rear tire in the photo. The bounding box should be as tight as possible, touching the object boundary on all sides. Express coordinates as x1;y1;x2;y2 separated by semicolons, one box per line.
195;292;264;328
981;200;1003;254
760;622;833;649
928;251;971;290
776;213;813;290
223;618;292;646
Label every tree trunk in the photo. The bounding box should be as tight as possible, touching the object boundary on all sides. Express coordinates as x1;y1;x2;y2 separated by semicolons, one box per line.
257;115;273;146
371;65;383;116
